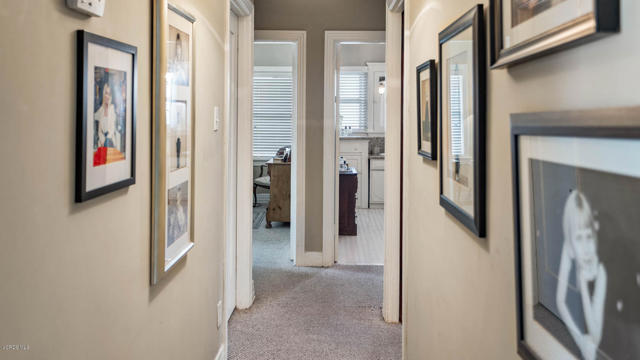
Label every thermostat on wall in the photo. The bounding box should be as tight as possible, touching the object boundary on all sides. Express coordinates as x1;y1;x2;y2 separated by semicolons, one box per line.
66;0;105;17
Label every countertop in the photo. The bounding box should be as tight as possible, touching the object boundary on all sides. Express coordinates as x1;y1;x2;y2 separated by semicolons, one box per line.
339;167;358;175
340;135;384;140
369;154;385;159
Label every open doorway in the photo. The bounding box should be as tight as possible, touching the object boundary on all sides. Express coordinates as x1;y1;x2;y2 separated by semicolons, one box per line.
322;31;401;322
251;39;298;266
335;42;386;266
250;30;307;269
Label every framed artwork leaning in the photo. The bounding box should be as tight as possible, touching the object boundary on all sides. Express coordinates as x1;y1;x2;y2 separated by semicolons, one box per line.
75;30;137;202
490;0;620;68
151;0;196;285
438;4;486;237
416;59;437;160
511;107;640;360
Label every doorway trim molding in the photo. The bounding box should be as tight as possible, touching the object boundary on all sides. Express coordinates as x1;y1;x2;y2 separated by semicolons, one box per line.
228;0;254;312
254;30;310;266
383;10;402;324
322;30;386;267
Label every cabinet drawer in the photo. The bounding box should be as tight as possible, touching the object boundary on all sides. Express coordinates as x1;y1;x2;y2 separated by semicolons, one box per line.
370;158;384;170
340;139;368;153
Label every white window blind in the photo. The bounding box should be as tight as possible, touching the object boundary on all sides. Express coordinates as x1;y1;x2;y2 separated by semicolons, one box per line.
253;67;293;158
449;74;464;157
339;70;368;132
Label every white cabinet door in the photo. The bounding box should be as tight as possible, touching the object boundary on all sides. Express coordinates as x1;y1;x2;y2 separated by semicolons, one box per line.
370;169;384;205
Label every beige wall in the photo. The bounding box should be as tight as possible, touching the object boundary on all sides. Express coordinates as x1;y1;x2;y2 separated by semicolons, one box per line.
403;0;640;359
0;0;227;359
254;0;387;251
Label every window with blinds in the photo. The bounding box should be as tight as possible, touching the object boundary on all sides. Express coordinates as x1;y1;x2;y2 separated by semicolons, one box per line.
253;67;293;158
339;69;368;132
449;73;465;157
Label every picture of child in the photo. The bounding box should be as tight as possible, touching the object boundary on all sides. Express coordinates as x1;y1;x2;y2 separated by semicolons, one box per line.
556;190;607;360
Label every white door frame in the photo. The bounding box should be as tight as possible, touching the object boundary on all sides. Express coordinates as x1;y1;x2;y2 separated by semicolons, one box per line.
253;30;311;266
322;30;401;323
224;2;253;358
225;9;239;322
225;0;254;318
384;10;402;324
235;6;255;311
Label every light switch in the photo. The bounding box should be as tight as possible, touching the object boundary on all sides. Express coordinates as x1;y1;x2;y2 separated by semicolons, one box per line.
66;0;106;17
213;106;220;132
217;300;223;328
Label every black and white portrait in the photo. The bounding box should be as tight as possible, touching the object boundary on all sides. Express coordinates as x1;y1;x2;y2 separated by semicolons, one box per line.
530;159;640;360
167;181;189;248
167;100;188;172
168;25;190;86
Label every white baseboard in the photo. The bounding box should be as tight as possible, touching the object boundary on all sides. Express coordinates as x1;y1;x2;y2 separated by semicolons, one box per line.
214;343;226;360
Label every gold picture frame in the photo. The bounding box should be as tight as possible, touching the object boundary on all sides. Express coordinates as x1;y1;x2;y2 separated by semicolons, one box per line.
151;0;196;285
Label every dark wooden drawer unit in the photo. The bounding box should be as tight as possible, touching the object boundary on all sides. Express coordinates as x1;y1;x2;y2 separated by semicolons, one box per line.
339;169;358;236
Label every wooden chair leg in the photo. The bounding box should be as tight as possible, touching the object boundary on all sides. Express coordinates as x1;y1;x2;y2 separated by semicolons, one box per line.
253;184;257;207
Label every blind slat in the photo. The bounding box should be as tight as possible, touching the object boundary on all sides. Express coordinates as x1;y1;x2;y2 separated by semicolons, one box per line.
253;69;294;157
339;70;368;132
449;74;464;157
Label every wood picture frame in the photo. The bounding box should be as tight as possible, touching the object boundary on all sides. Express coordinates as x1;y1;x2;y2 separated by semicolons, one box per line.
75;30;137;203
438;4;486;237
490;0;619;68
151;0;196;285
416;59;437;160
511;107;640;360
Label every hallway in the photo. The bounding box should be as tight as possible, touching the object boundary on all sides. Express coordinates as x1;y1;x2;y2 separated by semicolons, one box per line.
228;216;401;359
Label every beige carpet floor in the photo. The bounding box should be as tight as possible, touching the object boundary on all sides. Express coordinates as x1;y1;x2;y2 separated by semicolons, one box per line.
228;206;401;360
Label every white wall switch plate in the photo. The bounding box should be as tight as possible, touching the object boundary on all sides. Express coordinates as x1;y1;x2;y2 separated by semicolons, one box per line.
213;106;220;132
217;300;223;328
66;0;106;17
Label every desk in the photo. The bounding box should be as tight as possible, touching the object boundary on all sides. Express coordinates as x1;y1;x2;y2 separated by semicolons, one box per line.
266;159;290;228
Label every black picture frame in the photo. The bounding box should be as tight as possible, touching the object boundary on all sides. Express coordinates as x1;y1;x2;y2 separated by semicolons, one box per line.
416;59;437;160
75;30;137;202
511;107;640;360
438;4;486;237
490;0;619;68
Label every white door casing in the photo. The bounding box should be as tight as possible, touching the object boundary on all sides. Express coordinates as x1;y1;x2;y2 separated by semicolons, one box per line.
224;1;254;357
385;8;402;325
225;11;239;321
232;0;255;311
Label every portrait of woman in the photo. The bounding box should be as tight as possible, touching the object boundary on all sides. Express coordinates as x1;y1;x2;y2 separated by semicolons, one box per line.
92;66;127;166
95;82;118;149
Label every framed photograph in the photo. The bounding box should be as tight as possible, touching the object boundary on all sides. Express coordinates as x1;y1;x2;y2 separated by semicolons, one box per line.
438;5;486;237
151;1;196;285
416;59;437;160
511;107;640;360
75;30;137;202
490;0;619;68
